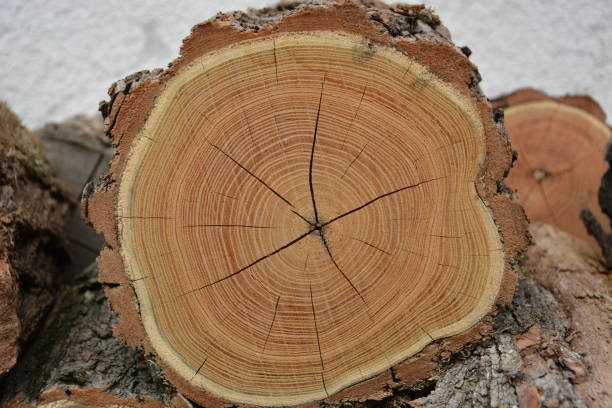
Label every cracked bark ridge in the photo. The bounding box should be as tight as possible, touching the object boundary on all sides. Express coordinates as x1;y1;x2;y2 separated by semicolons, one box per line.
410;278;586;408
0;102;73;376
0;263;187;408
493;88;611;251
83;1;527;406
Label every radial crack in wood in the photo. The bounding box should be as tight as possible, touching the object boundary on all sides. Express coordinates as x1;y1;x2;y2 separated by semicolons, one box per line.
83;1;527;407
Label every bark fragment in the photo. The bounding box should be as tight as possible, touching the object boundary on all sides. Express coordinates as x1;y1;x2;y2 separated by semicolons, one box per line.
0;102;73;376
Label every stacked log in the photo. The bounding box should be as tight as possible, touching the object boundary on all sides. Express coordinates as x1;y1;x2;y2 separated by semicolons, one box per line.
0;102;73;376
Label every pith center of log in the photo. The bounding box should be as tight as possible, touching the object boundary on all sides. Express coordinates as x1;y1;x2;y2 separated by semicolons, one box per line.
117;31;503;406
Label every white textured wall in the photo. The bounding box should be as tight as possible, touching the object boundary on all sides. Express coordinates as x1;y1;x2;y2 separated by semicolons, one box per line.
1;0;611;128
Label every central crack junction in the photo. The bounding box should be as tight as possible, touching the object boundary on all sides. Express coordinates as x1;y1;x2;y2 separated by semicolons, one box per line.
310;222;324;235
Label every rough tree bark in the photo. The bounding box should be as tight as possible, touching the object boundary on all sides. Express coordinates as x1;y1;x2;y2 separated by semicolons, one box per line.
0;263;189;408
406;223;610;408
0;112;185;408
83;1;528;407
0;102;73;376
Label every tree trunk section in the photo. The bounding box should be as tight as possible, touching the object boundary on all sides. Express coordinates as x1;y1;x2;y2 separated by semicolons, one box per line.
492;88;611;249
0;102;73;376
83;1;528;406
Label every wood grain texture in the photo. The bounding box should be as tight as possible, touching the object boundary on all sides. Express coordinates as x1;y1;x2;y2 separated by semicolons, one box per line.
83;1;528;406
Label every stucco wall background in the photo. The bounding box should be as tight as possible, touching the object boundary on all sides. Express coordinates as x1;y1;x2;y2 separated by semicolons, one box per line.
1;0;611;128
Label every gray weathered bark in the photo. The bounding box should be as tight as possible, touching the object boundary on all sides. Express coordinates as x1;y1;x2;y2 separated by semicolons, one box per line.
0;263;181;408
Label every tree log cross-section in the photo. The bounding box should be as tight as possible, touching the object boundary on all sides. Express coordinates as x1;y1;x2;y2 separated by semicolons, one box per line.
83;1;528;407
493;89;611;249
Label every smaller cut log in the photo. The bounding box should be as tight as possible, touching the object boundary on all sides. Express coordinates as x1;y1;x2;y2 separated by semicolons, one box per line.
0;102;73;376
0;264;187;408
493;89;611;250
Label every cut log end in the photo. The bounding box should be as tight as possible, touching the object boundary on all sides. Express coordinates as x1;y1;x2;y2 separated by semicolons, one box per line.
120;30;501;405
494;89;611;249
84;1;527;406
